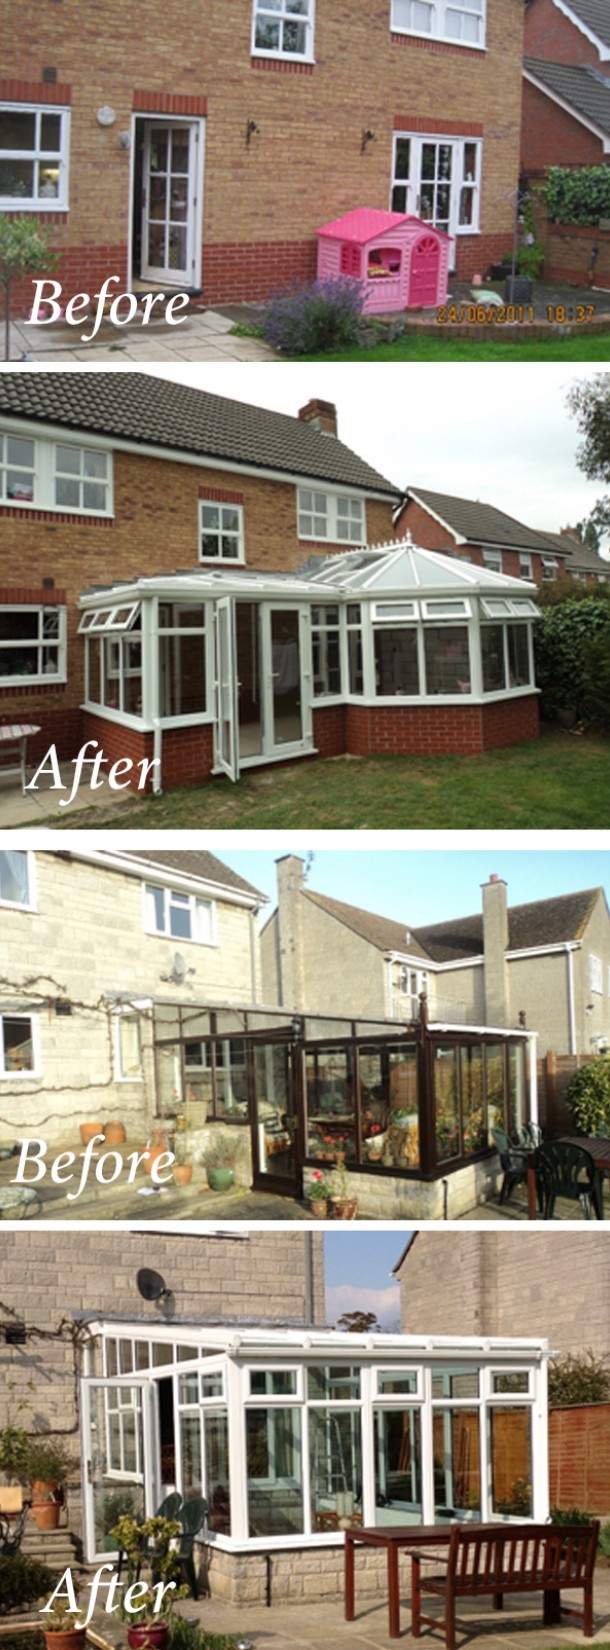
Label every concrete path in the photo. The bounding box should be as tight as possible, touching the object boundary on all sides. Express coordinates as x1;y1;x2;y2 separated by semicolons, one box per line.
0;764;136;827
5;306;276;362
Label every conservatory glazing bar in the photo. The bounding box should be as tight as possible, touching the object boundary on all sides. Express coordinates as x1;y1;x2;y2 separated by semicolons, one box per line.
81;1325;549;1563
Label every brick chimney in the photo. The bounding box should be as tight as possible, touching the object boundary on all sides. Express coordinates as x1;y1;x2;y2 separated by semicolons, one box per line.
298;399;338;436
276;854;306;1009
482;875;510;1027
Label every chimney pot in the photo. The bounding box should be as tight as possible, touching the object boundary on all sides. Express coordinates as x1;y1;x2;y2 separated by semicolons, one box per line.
298;399;338;437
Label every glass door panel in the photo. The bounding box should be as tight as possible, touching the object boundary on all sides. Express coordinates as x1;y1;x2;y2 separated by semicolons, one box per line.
270;610;303;747
82;1379;154;1559
236;602;263;759
252;1041;298;1190
374;1408;422;1525
214;597;238;781
142;124;194;283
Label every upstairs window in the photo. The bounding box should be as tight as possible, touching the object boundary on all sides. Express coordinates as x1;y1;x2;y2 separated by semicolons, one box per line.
0;429;112;515
0;434;35;502
391;0;485;47
252;0;315;59
55;445;110;514
482;549;502;574
0;104;69;209
199;501;244;562
298;489;365;545
144;883;216;946
0;851;33;909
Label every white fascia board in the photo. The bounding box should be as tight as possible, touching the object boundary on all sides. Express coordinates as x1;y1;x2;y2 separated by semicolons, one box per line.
523;66;610;149
551;0;610;59
406;491;466;544
51;847;266;911
506;939;582;961
78;572;334;605
429;1021;532;1038
0;413;396;502
88;1317;548;1358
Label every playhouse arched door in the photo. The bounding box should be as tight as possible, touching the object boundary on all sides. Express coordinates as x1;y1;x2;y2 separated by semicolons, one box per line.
408;235;441;307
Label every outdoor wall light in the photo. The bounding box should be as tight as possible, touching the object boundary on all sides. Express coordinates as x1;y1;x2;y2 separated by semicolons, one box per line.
291;1014;304;1041
246;119;260;148
361;128;376;153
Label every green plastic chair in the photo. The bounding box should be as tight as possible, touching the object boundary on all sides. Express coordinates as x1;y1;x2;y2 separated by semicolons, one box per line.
533;1141;603;1220
491;1126;528;1205
177;1495;209;1598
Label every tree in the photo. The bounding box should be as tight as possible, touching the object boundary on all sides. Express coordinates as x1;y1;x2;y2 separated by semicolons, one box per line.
567;374;610;534
533;595;610;720
571;518;601;554
548;1350;610;1408
336;1310;380;1334
0;216;59;362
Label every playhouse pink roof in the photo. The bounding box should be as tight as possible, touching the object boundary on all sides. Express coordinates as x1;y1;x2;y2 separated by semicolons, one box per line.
316;208;451;243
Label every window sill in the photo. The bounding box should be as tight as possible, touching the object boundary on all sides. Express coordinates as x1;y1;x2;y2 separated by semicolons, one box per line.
0;676;66;690
251;50;315;66
390;28;486;50
0;200;69;213
144;928;218;950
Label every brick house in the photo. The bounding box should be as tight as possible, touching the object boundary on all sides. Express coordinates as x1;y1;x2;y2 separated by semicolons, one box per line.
0;1226;551;1598
0;372;542;794
522;0;610;175
396;487;571;583
1;0;525;312
542;527;610;582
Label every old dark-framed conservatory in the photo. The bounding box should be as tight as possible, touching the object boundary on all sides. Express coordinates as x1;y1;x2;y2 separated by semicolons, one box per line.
150;1000;537;1218
79;1317;550;1603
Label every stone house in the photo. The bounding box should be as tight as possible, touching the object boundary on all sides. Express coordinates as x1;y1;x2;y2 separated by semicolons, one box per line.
261;856;610;1058
2;0;525;312
522;0;610;175
395;488;571;584
0;1226;551;1602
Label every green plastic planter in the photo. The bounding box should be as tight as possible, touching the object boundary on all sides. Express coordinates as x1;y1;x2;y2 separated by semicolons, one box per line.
207;1166;235;1192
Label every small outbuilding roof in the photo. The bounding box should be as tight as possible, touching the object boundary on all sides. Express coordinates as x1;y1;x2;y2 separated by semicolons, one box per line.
316;208;450;243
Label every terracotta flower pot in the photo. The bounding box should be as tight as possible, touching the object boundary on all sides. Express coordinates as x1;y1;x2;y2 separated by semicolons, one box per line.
103;1120;126;1146
44;1629;86;1650
173;1163;193;1186
32;1488;62;1530
331;1197;358;1221
143;1127;169;1176
309;1199;328;1218
127;1625;169;1650
79;1122;104;1147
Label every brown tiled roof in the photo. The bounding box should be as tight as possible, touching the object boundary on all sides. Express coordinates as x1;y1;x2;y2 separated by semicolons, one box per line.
406;487;569;556
110;850;264;901
0;372;399;498
303;890;431;959
413;889;602;963
525;57;610;137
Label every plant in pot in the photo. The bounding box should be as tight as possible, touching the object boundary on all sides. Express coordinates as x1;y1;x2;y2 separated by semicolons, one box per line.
204;1132;240;1193
40;1590;86;1650
172;1120;193;1188
111;1513;188;1650
27;1438;79;1531
504;195;544;303
0;1422;32;1485
330;1158;358;1220
308;1168;333;1218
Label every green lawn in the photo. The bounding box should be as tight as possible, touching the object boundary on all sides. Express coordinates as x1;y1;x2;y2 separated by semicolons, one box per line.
300;331;610;361
49;727;610;831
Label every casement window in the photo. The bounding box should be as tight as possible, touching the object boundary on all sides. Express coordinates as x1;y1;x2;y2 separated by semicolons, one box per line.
115;1013;143;1082
82;607;142;718
0;103;69;210
0;850;34;910
0;427;113;515
482;549;502;574
144;883;216;946
519;553;533;579
251;0;315;60
199;502;245;563
399;966;427;997
311;605;341;698
158;602;208;721
346;604;364;695
589;954;603;995
297;489;365;545
0;604;67;686
391;135;482;240
541;556;558;581
0;1013;38;1077
481;624;531;693
390;0;486;47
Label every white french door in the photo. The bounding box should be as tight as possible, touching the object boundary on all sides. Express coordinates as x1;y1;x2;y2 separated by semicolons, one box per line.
141;121;201;285
81;1378;160;1561
214;597;239;782
392;134;481;270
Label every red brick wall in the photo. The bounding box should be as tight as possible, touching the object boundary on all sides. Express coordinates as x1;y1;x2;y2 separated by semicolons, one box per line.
345;695;539;756
524;0;603;67
397;500;566;585
522;78;604;173
80;714;215;791
312;703;348;757
535;220;610;288
480;692;540;748
549;1404;610;1516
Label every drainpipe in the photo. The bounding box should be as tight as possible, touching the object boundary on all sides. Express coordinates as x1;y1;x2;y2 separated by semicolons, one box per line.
304;1232;315;1324
385;956;394;1018
565;943;577;1055
152;717;163;794
249;909;260;1004
528;1033;539;1126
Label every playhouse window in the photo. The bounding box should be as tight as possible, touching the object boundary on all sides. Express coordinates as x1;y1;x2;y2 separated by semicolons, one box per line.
199;502;244;562
158;602;208;720
0;604;66;686
297;489;365;544
311;606;341;697
391;0;485;46
340;244;361;277
252;0;314;60
0;104;69;209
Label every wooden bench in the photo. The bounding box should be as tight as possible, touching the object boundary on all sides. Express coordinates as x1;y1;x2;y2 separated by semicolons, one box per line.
410;1521;600;1649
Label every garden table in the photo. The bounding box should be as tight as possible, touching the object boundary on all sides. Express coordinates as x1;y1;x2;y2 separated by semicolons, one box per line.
0;723;41;792
526;1136;610;1219
344;1524;453;1638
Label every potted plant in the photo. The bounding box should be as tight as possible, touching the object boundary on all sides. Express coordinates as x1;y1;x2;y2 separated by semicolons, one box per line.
110;1513;188;1650
40;1592;86;1650
27;1438;79;1531
204;1132;240;1193
330;1159;358;1220
172;1118;193;1187
0;1422;31;1484
308;1169;333;1218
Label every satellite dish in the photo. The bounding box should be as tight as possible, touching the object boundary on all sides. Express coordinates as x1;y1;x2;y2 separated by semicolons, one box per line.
137;1267;170;1303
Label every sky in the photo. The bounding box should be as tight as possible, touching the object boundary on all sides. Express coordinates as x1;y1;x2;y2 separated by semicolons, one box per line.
324;1231;404;1330
141;361;608;543
217;848;610;928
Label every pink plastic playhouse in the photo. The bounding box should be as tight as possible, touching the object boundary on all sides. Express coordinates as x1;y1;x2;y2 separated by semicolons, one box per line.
316;207;450;312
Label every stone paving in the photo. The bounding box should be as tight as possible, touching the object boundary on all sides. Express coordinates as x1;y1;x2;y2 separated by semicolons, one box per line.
0;764;136;828
4;304;276;362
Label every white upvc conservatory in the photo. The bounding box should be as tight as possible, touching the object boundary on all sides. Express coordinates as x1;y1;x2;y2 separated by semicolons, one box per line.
79;1320;549;1599
77;540;540;787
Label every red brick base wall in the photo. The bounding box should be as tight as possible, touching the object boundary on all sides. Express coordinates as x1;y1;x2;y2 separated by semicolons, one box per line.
549;1404;610;1517
345;695;539;757
80;714;215;792
535;220;610;292
480;693;540;749
312;703;348;757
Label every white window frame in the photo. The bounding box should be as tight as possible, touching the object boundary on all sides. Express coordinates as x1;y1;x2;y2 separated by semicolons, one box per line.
0;850;36;912
391;133;482;241
390;0;486;48
0;423;113;517
199;501;245;564
589;954;603;995
482;549;503;574
0;102;70;211
251;0;315;62
55;442;112;515
143;882;217;948
519;553;533;579
297;488;366;546
113;1010;144;1083
0;430;36;503
0;604;67;688
0;1011;41;1079
541;557;558;581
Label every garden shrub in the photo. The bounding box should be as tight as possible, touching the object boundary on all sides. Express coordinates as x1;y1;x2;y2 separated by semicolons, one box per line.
549;1349;610;1407
550;1505;593;1525
261;276;364;355
598;1522;610;1557
533;598;610;721
543;166;610;226
565;1057;610;1137
0;1554;59;1614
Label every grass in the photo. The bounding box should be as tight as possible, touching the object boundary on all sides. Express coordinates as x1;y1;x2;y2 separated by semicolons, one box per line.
47;726;610;831
299;331;610;361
